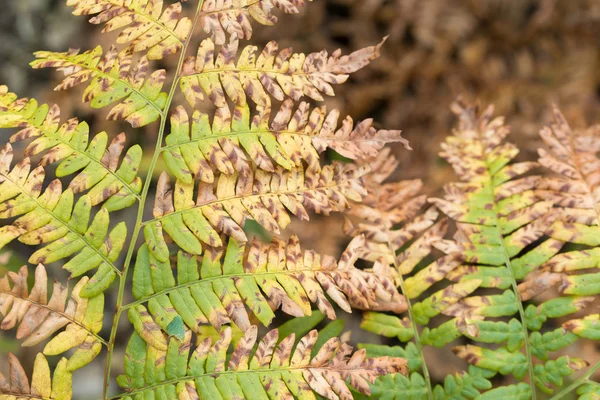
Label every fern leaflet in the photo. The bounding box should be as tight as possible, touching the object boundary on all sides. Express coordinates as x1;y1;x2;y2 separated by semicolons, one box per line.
66;0;193;60
116;325;407;400
126;235;402;342
199;0;311;45
0;353;72;400
163;102;406;183
180;36;386;107
31;46;167;127
0;265;104;371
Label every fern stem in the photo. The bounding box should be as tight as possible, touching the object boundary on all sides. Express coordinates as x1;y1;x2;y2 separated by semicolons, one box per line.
486;176;537;399
384;227;434;399
549;360;600;400
102;3;205;398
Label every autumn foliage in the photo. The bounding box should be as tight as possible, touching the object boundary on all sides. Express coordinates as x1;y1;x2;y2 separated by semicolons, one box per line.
0;1;599;400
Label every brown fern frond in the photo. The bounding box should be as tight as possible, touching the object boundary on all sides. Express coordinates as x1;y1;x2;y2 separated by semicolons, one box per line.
0;265;104;371
199;0;312;45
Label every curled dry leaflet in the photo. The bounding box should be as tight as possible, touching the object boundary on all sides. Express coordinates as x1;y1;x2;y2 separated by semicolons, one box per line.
0;1;598;399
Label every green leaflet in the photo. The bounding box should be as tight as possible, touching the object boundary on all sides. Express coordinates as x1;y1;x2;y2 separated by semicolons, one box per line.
0;89;142;209
128;236;402;333
31;46;167;127
116;325;407;399
163;101;404;183
147;162;369;257
0;144;125;296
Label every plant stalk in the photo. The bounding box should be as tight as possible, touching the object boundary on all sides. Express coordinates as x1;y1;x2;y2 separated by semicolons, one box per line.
101;2;205;398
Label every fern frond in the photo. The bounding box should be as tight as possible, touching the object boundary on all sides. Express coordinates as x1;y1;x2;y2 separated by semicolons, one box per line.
0;145;126;297
427;99;592;397
145;162;367;259
180;36;386;107
65;0;193;60
200;0;312;45
31;46;167;127
116;325;407;400
0;265;104;371
126;235;402;341
163;102;406;183
0;86;142;210
0;353;72;400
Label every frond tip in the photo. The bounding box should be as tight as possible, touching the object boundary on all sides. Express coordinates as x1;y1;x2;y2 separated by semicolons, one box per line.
0;265;104;371
116;325;408;400
0;353;72;400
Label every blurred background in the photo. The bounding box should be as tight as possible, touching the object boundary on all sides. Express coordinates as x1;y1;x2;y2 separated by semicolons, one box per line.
1;0;600;398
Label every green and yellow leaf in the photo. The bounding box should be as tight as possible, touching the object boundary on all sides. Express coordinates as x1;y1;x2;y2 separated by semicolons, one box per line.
129;235;404;335
0;86;142;209
31;46;167;127
116;325;408;400
164;102;406;183
0;144;126;296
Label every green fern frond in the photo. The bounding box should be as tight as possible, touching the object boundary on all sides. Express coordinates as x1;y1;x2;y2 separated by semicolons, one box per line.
0;265;104;371
66;0;193;60
0;353;72;400
426;99;597;398
180;36;386;107
126;235;403;340
115;325;407;400
0;87;142;210
0;145;126;297
31;46;167;127
163;102;406;183
145;162;367;258
199;0;312;45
